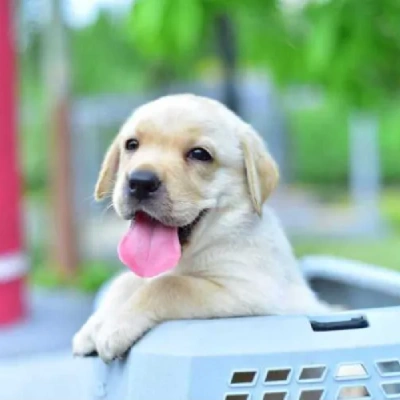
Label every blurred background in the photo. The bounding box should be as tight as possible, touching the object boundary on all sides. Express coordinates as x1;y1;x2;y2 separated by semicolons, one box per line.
0;0;399;398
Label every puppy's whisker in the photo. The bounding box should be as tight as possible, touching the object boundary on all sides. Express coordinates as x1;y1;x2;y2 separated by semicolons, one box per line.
82;194;98;206
99;202;114;219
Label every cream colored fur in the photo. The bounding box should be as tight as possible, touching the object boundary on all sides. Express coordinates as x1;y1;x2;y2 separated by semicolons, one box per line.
73;94;330;363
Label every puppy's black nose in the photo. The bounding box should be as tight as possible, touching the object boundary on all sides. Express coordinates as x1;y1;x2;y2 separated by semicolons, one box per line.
128;170;161;200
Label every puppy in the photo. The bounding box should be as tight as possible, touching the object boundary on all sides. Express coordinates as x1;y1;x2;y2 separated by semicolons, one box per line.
73;94;329;363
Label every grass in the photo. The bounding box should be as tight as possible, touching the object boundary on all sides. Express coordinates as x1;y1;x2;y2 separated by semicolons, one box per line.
294;236;400;271
30;257;119;293
381;188;400;232
294;187;400;271
288;99;400;185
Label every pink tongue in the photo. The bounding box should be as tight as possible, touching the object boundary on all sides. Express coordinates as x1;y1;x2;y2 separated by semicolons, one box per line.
118;213;181;277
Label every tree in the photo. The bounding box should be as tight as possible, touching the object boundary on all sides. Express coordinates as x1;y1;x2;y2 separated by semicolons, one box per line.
283;0;400;230
286;0;400;109
69;11;150;95
128;0;400;109
126;0;281;113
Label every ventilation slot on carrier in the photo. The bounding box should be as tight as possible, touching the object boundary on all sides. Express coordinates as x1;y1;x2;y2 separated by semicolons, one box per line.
265;368;291;384
377;360;400;376
225;394;249;400
335;363;368;379
382;382;400;397
263;392;287;400
230;371;257;386
337;386;371;399
299;366;326;382
299;389;324;400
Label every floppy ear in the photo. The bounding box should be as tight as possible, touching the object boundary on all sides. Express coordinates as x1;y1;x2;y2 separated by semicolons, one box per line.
94;138;120;201
240;125;279;216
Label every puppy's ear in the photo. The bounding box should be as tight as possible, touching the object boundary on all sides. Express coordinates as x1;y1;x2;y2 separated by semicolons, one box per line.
94;138;120;201
240;125;279;216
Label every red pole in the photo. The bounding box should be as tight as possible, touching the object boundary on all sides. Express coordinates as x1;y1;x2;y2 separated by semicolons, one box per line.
0;0;28;325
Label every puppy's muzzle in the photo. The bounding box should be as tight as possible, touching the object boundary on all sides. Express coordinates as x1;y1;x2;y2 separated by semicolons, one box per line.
127;170;161;201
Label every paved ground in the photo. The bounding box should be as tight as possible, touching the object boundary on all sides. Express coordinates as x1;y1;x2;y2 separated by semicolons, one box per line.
0;289;94;358
0;350;94;400
0;289;95;400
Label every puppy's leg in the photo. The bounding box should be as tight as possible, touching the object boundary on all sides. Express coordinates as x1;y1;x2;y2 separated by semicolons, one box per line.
73;272;144;356
95;276;253;362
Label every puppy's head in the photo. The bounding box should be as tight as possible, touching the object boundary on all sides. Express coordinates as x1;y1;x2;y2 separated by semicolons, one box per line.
95;94;278;246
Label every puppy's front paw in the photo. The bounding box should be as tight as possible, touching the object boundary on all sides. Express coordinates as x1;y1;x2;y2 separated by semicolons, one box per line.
73;328;96;357
73;315;103;357
96;313;153;363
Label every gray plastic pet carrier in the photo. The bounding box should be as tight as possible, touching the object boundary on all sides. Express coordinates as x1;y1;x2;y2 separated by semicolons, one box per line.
90;256;400;400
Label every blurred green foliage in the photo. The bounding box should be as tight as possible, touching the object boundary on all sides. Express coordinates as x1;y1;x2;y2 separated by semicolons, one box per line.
21;0;400;107
297;0;400;108
289;99;400;185
127;0;205;62
20;101;47;194
381;189;400;233
294;236;400;271
31;248;119;293
289;100;349;184
128;0;400;109
69;12;150;94
19;0;400;194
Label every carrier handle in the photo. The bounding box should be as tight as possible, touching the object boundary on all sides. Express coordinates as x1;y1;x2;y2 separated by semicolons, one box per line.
310;315;369;332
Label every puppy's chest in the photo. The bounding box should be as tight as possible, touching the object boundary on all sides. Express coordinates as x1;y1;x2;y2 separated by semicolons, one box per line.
176;245;263;277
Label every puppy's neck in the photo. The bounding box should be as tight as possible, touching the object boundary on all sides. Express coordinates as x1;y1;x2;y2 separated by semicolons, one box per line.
177;202;261;271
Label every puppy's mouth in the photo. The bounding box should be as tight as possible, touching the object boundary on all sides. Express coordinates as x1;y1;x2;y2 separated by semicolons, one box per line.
117;210;207;278
176;209;208;246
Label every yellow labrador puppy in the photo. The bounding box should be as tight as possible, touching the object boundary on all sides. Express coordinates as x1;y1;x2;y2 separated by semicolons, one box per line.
73;94;329;363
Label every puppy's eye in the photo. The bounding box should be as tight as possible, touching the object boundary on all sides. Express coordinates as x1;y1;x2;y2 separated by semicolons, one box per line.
125;138;139;151
186;147;213;162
